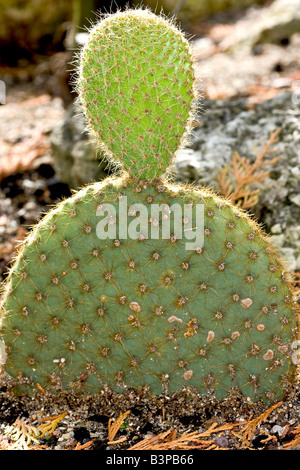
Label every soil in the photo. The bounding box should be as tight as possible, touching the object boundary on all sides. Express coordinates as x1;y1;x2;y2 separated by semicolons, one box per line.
0;373;300;451
0;5;299;451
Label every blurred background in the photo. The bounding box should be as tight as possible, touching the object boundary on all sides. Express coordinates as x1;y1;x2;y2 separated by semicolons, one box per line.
0;0;300;289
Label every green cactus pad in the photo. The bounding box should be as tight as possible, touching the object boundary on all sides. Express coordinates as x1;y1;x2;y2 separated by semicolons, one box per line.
78;9;196;180
0;9;298;403
0;177;297;401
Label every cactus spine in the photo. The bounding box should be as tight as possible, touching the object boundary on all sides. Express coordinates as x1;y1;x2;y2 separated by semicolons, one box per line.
0;9;298;403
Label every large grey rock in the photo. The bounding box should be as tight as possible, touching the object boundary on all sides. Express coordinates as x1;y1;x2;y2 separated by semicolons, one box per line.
224;0;300;50
175;91;300;271
137;0;268;23
257;0;300;44
50;104;107;188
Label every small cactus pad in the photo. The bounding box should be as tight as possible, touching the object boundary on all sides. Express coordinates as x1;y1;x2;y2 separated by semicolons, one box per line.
0;178;297;401
78;9;196;180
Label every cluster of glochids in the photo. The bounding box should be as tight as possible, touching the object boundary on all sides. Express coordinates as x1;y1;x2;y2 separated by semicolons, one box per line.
0;9;298;403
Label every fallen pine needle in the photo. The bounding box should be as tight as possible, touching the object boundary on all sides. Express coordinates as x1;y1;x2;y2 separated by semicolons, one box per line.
4;419;41;449
216;128;281;209
38;411;68;438
282;425;300;449
108;436;128;445
74;440;94;450
238;401;283;447
36;383;46;394
128;401;285;450
128;422;244;451
108;410;130;444
128;429;175;450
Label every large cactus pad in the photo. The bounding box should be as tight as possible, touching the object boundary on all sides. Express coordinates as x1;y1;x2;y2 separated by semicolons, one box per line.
0;178;297;401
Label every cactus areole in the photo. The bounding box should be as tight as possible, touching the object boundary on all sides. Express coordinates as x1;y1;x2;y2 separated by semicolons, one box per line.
0;9;298;403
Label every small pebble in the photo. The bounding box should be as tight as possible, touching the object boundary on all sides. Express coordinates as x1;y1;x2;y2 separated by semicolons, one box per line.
215;435;229;448
58;431;73;441
271;425;284;436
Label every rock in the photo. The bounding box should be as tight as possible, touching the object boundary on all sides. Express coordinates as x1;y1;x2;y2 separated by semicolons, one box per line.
225;0;300;51
289;194;300;207
271;223;282;234
271;425;285;436
276;247;297;272
175;91;300;271
253;0;300;45
173;149;204;182
137;0;268;24
50;104;108;188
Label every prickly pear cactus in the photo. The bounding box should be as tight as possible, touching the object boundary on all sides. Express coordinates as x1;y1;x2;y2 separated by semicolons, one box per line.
79;8;196;180
0;9;298;403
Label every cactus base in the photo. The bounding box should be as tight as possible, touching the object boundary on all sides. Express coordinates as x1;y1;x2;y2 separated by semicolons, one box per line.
1;176;297;403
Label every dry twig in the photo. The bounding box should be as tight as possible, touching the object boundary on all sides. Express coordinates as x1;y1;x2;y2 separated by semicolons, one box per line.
282;425;300;449
216;128;281;209
128;401;285;451
74;440;94;450
232;401;283;448
38;411;68;438
4;418;41;449
128;422;244;451
108;410;130;444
